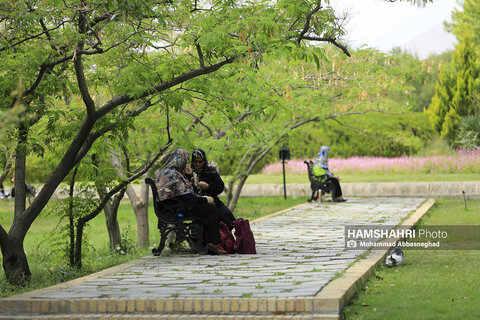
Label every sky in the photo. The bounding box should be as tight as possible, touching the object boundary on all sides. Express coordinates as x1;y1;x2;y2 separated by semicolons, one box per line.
329;0;459;59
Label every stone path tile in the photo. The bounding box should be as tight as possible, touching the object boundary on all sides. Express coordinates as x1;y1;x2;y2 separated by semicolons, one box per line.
31;197;425;300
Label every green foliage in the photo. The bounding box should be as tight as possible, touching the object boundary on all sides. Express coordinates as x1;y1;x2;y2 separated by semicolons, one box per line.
426;63;455;134
282;112;435;159
426;38;480;143
0;0;351;182
396;49;453;112
281;112;431;161
426;0;480;145
212;47;438;174
114;227;137;255
0;0;456;284
455;115;480;149
44;185;98;265
416;136;453;157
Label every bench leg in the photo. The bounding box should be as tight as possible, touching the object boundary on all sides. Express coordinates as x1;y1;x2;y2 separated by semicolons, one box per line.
166;224;176;245
318;191;323;202
308;190;314;202
152;234;167;256
153;223;175;256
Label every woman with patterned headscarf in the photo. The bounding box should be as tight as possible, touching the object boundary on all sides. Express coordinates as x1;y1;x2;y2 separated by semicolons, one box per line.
191;148;236;227
155;149;228;254
313;146;347;202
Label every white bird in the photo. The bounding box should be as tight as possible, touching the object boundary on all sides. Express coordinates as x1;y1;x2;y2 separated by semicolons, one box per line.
385;247;404;267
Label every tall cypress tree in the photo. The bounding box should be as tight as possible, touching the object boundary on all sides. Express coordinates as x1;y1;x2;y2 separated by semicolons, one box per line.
426;61;455;136
426;1;480;144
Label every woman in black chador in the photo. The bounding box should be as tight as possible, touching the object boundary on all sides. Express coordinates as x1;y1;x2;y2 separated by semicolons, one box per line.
155;148;227;254
191;148;236;227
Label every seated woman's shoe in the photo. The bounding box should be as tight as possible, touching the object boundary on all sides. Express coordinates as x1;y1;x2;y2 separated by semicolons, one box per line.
334;197;347;202
207;243;228;255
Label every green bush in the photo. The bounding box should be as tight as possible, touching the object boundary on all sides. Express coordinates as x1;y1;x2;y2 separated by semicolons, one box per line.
295;112;435;158
218;112;435;175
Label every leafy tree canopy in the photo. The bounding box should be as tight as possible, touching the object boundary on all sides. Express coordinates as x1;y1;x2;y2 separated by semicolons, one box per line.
426;0;480;145
0;0;352;285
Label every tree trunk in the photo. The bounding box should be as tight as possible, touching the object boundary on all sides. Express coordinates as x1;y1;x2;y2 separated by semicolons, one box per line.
126;183;150;248
14;121;28;218
92;154;123;251
74;218;86;268
226;145;273;211
68;165;79;266
0;225;31;285
104;206;122;251
103;193;123;251
110;150;151;248
228;175;248;212
0;122;31;283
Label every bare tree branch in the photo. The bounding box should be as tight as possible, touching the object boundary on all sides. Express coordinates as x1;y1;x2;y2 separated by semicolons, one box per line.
214;111;254;139
301;36;351;57
0;21;72;52
181;109;214;136
73;51;96;118
297;2;322;44
196;42;205;68
96;56;236;119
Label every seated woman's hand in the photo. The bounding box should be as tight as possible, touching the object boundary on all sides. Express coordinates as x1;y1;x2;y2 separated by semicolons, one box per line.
205;196;214;204
184;165;193;175
198;181;209;190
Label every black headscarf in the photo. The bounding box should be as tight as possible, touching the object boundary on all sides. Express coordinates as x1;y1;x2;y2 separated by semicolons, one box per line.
155;149;194;201
191;148;210;173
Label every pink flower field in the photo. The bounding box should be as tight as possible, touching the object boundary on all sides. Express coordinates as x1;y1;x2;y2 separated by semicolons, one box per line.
261;149;480;175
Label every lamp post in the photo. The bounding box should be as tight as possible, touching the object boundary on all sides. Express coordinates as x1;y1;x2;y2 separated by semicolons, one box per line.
279;143;290;199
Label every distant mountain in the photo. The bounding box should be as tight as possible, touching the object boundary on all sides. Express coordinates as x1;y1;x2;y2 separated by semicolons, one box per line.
401;22;456;59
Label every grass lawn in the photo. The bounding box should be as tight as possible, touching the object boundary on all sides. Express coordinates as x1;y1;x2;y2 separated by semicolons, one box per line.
0;195;307;298
239;173;480;184
342;198;480;320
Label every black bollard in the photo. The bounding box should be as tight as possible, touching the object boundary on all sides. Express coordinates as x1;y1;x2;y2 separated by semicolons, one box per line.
279;144;290;199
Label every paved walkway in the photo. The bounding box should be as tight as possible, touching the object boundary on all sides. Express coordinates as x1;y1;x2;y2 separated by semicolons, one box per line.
1;197;429;319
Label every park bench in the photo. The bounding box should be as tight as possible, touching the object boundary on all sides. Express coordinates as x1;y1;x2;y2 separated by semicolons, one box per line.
304;160;335;202
145;178;205;256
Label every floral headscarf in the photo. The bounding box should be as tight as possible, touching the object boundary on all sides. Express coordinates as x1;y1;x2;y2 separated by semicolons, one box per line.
155;149;194;201
314;146;330;170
